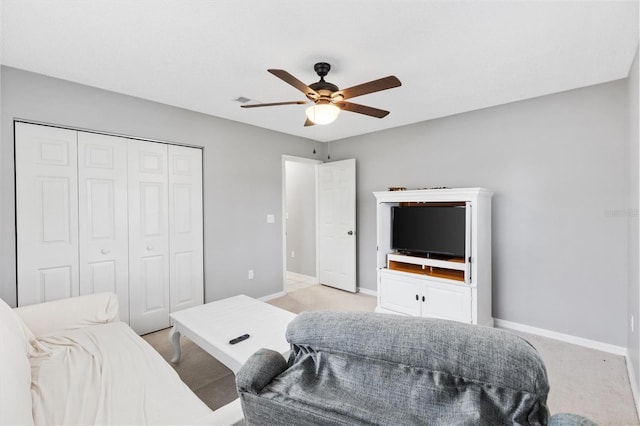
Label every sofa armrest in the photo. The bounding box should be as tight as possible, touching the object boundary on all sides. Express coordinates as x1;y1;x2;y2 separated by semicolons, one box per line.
14;292;120;337
236;349;288;395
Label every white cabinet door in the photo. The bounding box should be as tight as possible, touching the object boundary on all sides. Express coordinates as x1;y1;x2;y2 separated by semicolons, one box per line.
15;123;79;305
168;145;204;312
77;132;130;322
379;271;422;316
423;281;472;323
128;141;171;334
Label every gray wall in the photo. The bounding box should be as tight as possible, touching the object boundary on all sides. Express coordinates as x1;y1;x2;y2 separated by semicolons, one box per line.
1;65;635;349
331;79;630;346
0;66;327;306
628;49;639;393
285;160;317;277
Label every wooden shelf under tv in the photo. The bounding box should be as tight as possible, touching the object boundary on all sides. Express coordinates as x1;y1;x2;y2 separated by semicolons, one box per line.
387;253;466;282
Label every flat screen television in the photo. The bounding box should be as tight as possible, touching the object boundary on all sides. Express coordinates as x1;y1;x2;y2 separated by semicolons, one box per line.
391;205;466;258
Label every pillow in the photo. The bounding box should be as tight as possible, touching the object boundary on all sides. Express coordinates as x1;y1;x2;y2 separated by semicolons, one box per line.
0;297;34;425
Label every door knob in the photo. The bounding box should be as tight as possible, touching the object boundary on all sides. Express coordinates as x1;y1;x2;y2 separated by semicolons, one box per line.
101;248;110;255
347;230;354;235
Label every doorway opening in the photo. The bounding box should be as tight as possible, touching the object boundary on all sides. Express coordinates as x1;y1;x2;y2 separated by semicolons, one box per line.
282;156;321;293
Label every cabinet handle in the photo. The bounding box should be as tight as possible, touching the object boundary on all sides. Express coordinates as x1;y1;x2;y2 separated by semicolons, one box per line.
422;296;425;302
147;245;154;251
100;248;110;255
415;294;419;301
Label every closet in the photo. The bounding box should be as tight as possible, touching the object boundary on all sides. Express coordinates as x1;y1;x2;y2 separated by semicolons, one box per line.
15;122;204;334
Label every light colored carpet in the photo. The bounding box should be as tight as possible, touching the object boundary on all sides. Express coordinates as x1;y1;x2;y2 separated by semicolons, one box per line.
143;284;638;425
515;331;637;425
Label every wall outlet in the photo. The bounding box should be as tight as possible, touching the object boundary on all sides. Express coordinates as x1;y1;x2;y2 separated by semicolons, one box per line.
266;214;275;223
248;269;254;280
291;251;295;258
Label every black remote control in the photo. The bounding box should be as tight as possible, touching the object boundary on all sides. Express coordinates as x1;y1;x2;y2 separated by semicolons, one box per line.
229;334;250;345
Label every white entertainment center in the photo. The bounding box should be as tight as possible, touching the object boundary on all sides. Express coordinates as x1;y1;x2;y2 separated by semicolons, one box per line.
374;188;493;326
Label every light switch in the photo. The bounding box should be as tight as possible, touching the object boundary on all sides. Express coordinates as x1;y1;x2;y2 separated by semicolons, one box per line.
267;214;275;223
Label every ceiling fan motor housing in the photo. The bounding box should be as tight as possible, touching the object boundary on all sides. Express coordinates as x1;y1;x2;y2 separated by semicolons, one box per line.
314;62;331;77
309;63;341;102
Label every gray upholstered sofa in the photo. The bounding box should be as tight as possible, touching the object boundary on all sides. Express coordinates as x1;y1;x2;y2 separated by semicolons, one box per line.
236;311;596;426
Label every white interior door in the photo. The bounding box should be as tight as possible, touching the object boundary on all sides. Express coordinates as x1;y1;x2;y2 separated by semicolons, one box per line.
318;159;357;292
15;123;80;306
77;132;130;322
128;140;170;334
168;145;204;312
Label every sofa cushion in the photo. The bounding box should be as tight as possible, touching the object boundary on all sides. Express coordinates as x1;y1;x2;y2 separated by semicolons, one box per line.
29;321;213;425
0;297;34;425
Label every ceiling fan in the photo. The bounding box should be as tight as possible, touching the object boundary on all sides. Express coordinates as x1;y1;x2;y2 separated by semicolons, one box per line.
241;62;401;126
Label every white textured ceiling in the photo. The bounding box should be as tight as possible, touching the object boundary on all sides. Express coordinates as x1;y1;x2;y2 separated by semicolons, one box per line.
1;1;638;142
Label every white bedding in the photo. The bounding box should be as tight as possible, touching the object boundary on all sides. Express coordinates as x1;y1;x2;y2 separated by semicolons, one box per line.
29;321;214;425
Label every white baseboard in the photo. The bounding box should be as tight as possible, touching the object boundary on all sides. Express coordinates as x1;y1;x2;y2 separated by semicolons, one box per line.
626;352;640;420
258;291;286;302
494;318;627;356
286;271;319;284
357;287;377;297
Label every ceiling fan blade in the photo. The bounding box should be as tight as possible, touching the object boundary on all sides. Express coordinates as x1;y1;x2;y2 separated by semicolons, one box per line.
338;101;390;118
241;101;308;108
336;76;401;100
304;118;315;127
268;69;319;100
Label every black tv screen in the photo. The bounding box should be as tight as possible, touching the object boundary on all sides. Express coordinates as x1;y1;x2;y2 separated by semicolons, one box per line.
391;206;466;258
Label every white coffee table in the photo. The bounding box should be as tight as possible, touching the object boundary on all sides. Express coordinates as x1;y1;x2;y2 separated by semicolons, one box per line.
169;294;297;373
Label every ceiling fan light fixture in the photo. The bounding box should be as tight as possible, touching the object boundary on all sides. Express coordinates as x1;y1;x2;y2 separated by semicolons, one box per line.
305;103;340;125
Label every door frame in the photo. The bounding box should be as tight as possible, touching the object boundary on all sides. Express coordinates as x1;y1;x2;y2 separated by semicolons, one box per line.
281;155;322;293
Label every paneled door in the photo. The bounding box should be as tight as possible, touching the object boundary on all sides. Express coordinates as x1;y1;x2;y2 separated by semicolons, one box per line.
318;159;357;293
168;145;204;312
128;141;171;334
77;132;130;322
15;123;80;305
16;122;204;335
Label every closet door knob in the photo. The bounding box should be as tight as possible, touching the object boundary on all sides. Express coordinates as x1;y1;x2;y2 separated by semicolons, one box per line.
101;248;110;255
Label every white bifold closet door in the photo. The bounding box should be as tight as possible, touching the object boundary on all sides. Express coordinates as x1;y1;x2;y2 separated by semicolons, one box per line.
168;145;204;313
78;132;130;323
15;122;203;334
15;124;80;305
127;140;172;334
127;142;204;334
